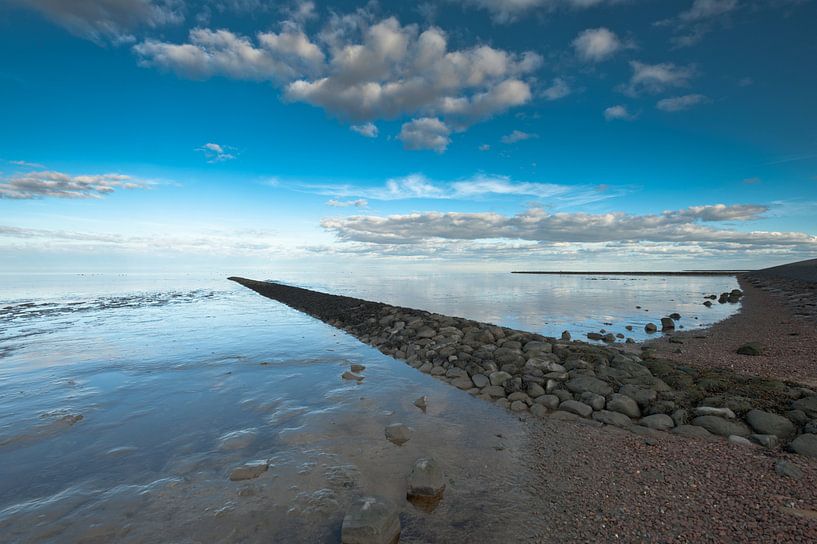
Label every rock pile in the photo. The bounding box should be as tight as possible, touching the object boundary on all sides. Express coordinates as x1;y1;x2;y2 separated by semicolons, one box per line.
230;278;817;457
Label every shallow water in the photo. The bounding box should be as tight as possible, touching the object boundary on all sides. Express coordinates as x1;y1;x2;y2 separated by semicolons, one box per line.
0;272;741;543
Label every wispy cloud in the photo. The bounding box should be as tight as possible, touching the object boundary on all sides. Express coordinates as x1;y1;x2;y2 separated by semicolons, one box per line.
572;27;622;62
327;198;368;208
18;0;184;44
500;130;538;144
656;93;711;112
197;142;237;163
297;173;629;206
621;61;694;96
350;122;378;138
0;170;150;199
603;105;636;121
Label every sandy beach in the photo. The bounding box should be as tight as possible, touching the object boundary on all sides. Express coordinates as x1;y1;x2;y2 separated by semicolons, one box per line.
231;265;817;543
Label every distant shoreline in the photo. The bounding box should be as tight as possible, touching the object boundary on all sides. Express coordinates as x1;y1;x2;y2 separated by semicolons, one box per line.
511;270;749;276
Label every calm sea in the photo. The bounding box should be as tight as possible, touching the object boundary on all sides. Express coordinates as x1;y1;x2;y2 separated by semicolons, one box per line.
0;272;740;542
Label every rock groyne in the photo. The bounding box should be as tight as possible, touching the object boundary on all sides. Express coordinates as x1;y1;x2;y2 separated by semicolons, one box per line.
230;277;817;457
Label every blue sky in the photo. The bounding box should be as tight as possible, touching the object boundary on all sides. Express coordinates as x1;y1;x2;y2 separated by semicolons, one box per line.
1;0;816;272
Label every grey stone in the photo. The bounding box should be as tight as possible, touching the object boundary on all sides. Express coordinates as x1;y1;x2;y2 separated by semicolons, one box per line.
451;376;474;390
618;385;657;407
728;435;754;447
471;374;489;388
790;433;817;457
530;404;548;417
693;406;736;419
342;371;365;381
745;409;795;438
580;392;606;411
774;460;803;479
524;341;552;353
672;425;713;439
419;362;433;373
508;392;530;402
592;410;632;428
553;389;572;402
495;398;510;409
534;395;560;410
607;394;641;418
565;376;612;396
413;396;427;410
430;366;445;376
559;400;593;418
639;414;675;431
407;458;445;498
351;364;366;373
341;496;401;544
483;385;507;398
489;371;512;386
791;396;817;418
691;415;751;437
749;434;779;449
527;383;546;398
671;409;688;427
510;400;529;412
385;423;411;446
229;461;269;481
415;326;436;339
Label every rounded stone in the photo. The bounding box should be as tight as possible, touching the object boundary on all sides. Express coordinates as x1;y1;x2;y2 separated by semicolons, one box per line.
790;433;817;458
746;409;795;438
639;414;675;431
341;496;401;544
385;423;411;446
407;458;446;498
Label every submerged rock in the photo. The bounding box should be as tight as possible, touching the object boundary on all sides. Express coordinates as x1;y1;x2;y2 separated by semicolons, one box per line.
342;371;365;381
341;496;401;544
413;396;428;410
229;461;269;481
385;423;411;446
406;458;446;499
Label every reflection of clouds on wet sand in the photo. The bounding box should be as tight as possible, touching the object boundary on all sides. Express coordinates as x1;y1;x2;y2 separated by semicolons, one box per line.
0;281;548;542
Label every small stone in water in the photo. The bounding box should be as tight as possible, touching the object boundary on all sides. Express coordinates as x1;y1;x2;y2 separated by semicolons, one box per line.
342;371;364;381
385;423;411;445
351;363;366;373
413;396;428;410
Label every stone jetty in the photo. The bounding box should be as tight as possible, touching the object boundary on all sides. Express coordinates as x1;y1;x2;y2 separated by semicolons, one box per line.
230;277;817;457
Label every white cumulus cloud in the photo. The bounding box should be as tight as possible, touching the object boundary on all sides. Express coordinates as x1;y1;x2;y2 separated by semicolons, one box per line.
398;118;452;153
656;93;711;112
572;27;622;62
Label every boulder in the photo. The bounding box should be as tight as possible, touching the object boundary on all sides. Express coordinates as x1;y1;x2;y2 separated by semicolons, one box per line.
407;458;445;498
790;434;817;458
531;404;548;417
558;400;593;418
229;461;269;481
728;435;754;447
592;410;632;428
534;395;560;410
691;415;751;437
527;383;546;398
619;385;657;408
736;343;763;356
640;414;674;431
749;434;779;449
661;317;675;331
645;323;657;333
566;376;613;396
561;331;571;341
580;392;606;411
510;400;528;412
774;460;803;479
693;406;736;419
745;409;795;438
489;371;513;387
471;374;490;388
607;394;641;418
385;423;411;446
341;496;401;544
791;396;817;418
451;377;474;390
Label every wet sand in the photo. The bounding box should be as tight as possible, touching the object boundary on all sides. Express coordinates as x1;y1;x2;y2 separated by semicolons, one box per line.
648;273;817;386
230;275;817;542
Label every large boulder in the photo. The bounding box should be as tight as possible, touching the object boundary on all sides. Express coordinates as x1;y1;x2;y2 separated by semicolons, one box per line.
558;400;593;418
566;376;613;396
790;434;817;458
791;396;817;418
640;414;675;431
691;415;751;437
606;393;641;418
407;458;446;498
745;409;795;438
341;496;401;544
592;410;632;428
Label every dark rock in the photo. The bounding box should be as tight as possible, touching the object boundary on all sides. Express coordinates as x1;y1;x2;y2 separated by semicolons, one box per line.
592;410;632;428
790;434;817;458
606;394;641;418
645;323;657;333
558;400;593;418
660;317;675;331
566;376;612;396
774;460;803;479
745;409;795;438
672;425;713;439
691;415;751;437
736;343;763;356
407;458;445;499
791;396;817;418
385;423;411;446
229;461;269;481
639;414;674;431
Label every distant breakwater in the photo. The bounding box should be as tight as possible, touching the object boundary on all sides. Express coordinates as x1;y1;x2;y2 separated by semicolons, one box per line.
230;277;817;458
